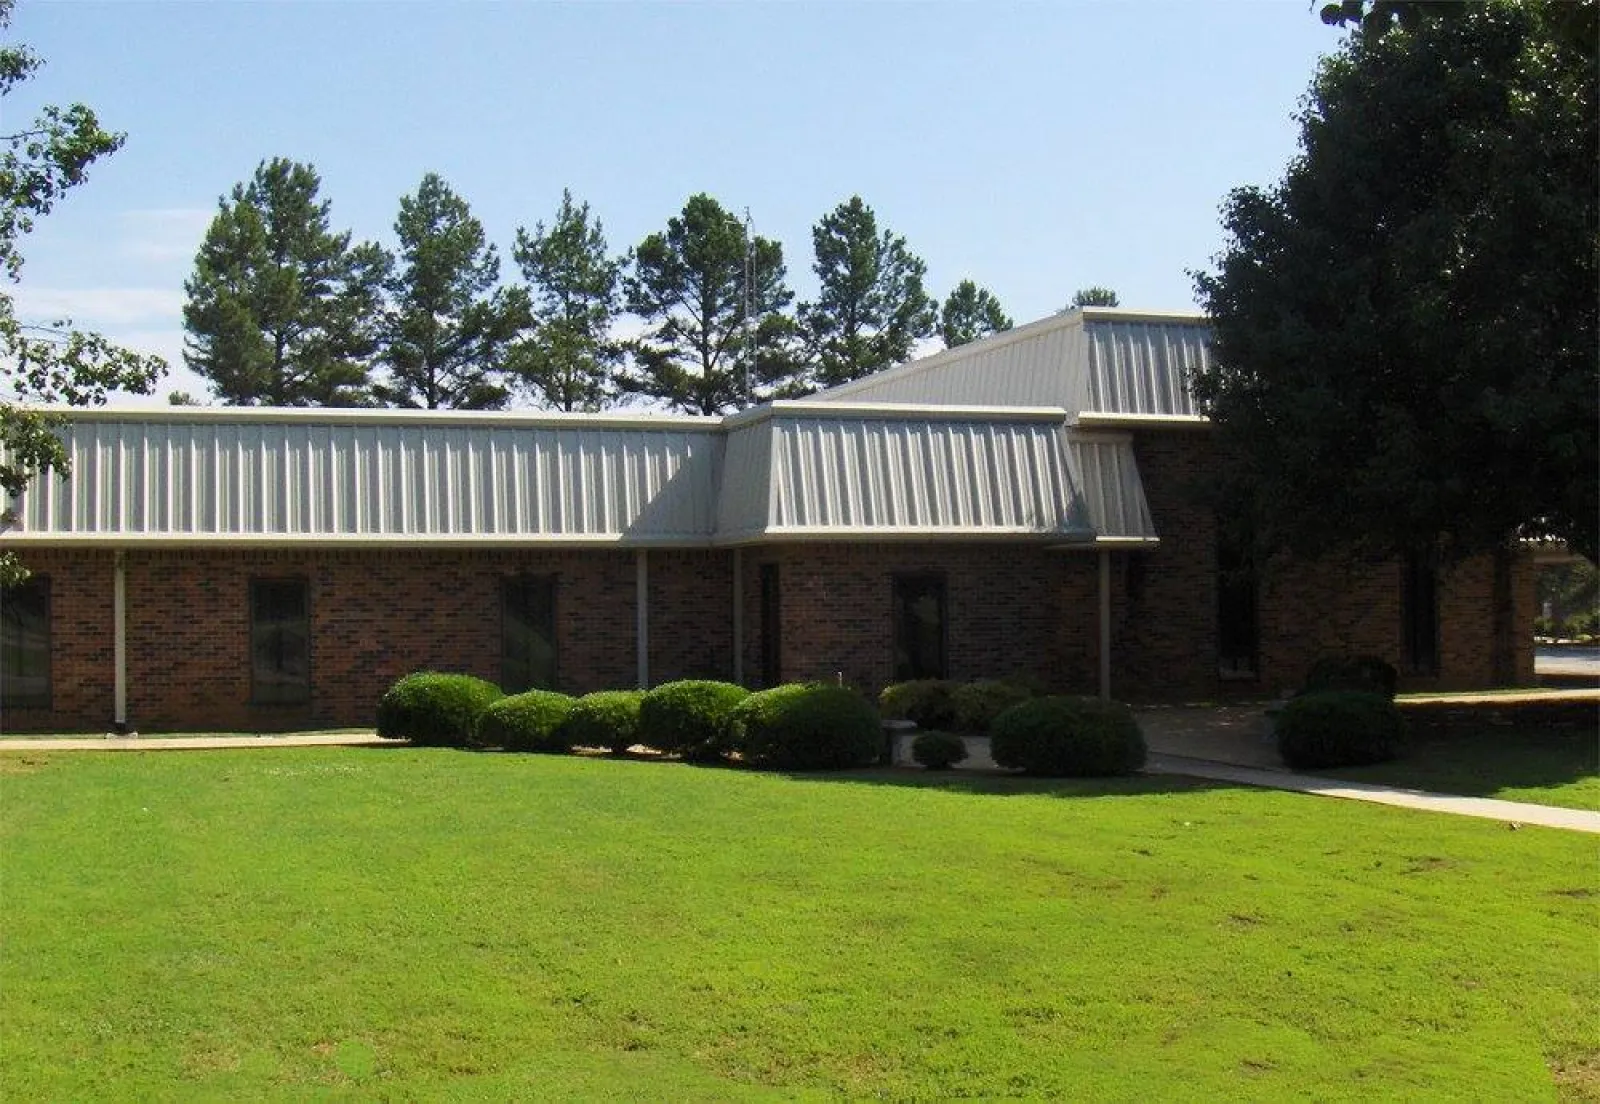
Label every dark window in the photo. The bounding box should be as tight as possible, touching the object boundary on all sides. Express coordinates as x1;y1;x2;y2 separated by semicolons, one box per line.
2;575;51;709
250;578;310;705
503;575;557;693
1402;551;1440;675
893;574;947;681
759;563;782;688
1217;538;1258;679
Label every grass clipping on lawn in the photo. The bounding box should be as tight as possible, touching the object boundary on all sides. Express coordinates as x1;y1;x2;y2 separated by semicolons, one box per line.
1;749;1594;1100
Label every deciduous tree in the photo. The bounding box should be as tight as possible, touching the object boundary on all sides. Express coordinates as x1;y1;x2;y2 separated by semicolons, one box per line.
375;173;525;410
1193;0;1597;680
800;197;936;388
0;0;164;585
184;158;387;406
939;280;1012;348
511;190;623;412
622;194;799;414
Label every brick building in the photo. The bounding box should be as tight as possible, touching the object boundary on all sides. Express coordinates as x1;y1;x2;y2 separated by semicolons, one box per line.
0;308;1533;733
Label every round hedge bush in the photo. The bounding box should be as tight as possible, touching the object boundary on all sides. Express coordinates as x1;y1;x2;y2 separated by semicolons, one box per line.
911;730;968;771
732;682;882;771
639;680;750;761
478;690;577;753
375;672;504;748
1302;655;1399;700
878;680;959;730
1275;690;1406;770
989;696;1147;777
951;679;1033;734
560;690;644;754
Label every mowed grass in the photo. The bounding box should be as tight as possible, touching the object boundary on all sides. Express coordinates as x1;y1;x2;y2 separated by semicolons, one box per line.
1;749;1595;1101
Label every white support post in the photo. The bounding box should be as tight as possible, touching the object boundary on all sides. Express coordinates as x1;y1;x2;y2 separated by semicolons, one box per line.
731;547;744;686
113;549;128;732
1098;548;1112;702
635;549;649;689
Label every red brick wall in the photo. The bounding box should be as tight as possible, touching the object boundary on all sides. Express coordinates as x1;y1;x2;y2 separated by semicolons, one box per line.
736;543;1101;698
3;547;737;733
1;550;116;733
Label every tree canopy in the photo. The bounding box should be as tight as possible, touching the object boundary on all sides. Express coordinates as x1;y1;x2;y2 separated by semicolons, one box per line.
800;197;936;388
184;158;387;406
1070;287;1120;309
375;173;524;410
622;194;798;414
0;0;164;584
1193;0;1597;566
940;280;1012;348
511;190;624;412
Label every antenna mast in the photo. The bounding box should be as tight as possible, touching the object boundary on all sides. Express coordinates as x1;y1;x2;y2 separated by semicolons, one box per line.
742;208;754;407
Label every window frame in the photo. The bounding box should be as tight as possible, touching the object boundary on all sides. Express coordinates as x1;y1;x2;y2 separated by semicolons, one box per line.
1402;551;1441;676
891;572;948;682
249;576;311;706
501;574;558;694
1;574;52;710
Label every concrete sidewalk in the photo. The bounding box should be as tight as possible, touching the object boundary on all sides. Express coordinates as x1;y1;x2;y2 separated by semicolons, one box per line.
0;732;394;752
1145;752;1600;835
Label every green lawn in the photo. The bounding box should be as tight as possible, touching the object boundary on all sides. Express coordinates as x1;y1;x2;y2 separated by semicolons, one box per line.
1326;720;1599;811
1;749;1595;1101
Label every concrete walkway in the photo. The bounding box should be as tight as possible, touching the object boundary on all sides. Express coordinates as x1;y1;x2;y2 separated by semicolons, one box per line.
0;731;393;752
1145;753;1600;834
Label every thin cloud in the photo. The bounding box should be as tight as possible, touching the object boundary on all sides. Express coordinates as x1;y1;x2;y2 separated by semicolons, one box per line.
10;287;185;327
119;208;213;263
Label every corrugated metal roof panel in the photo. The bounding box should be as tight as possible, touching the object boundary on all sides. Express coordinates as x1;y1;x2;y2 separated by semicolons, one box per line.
1082;318;1211;418
812;311;1092;410
7;416;723;544
1067;434;1157;541
758;411;1087;538
716;418;773;539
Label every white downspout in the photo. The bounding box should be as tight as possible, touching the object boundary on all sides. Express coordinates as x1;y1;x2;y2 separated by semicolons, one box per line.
635;549;649;689
1098;548;1111;702
731;547;744;685
113;549;128;732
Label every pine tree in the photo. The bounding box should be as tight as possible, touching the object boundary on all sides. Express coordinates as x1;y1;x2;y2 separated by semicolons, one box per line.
799;196;936;388
622;194;799;415
375;173;525;410
940;280;1013;348
183;158;387;406
511;190;623;412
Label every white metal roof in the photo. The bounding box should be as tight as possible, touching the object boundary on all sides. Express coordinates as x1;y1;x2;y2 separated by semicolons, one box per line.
2;309;1181;549
813;307;1212;421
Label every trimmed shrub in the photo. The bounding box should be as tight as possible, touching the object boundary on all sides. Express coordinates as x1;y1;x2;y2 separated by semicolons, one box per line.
1302;655;1399;700
878;680;959;730
911;731;968;771
989;696;1147;777
478;690;577;753
732;683;882;771
951;679;1033;734
1276;690;1406;770
639;680;750;761
375;672;503;748
561;690;645;754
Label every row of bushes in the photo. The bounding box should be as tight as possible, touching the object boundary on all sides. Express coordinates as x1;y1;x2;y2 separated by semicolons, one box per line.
376;671;1152;777
376;673;883;771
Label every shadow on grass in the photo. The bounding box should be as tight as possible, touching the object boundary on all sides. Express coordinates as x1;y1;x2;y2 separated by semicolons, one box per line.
769;765;1230;801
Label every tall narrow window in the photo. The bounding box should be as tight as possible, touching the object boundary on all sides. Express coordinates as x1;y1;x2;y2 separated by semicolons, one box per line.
503;575;557;693
893;574;947;681
1;575;51;709
759;564;782;688
1402;551;1440;675
1216;538;1259;679
251;578;310;704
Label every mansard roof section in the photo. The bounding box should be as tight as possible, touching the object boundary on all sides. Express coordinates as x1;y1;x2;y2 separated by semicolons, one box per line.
3;407;724;546
716;401;1156;545
811;307;1213;421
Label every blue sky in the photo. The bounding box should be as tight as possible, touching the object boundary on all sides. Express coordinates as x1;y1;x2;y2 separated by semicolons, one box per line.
5;1;1340;405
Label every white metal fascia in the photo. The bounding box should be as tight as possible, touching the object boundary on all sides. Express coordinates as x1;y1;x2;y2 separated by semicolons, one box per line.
26;404;721;432
1073;412;1211;430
